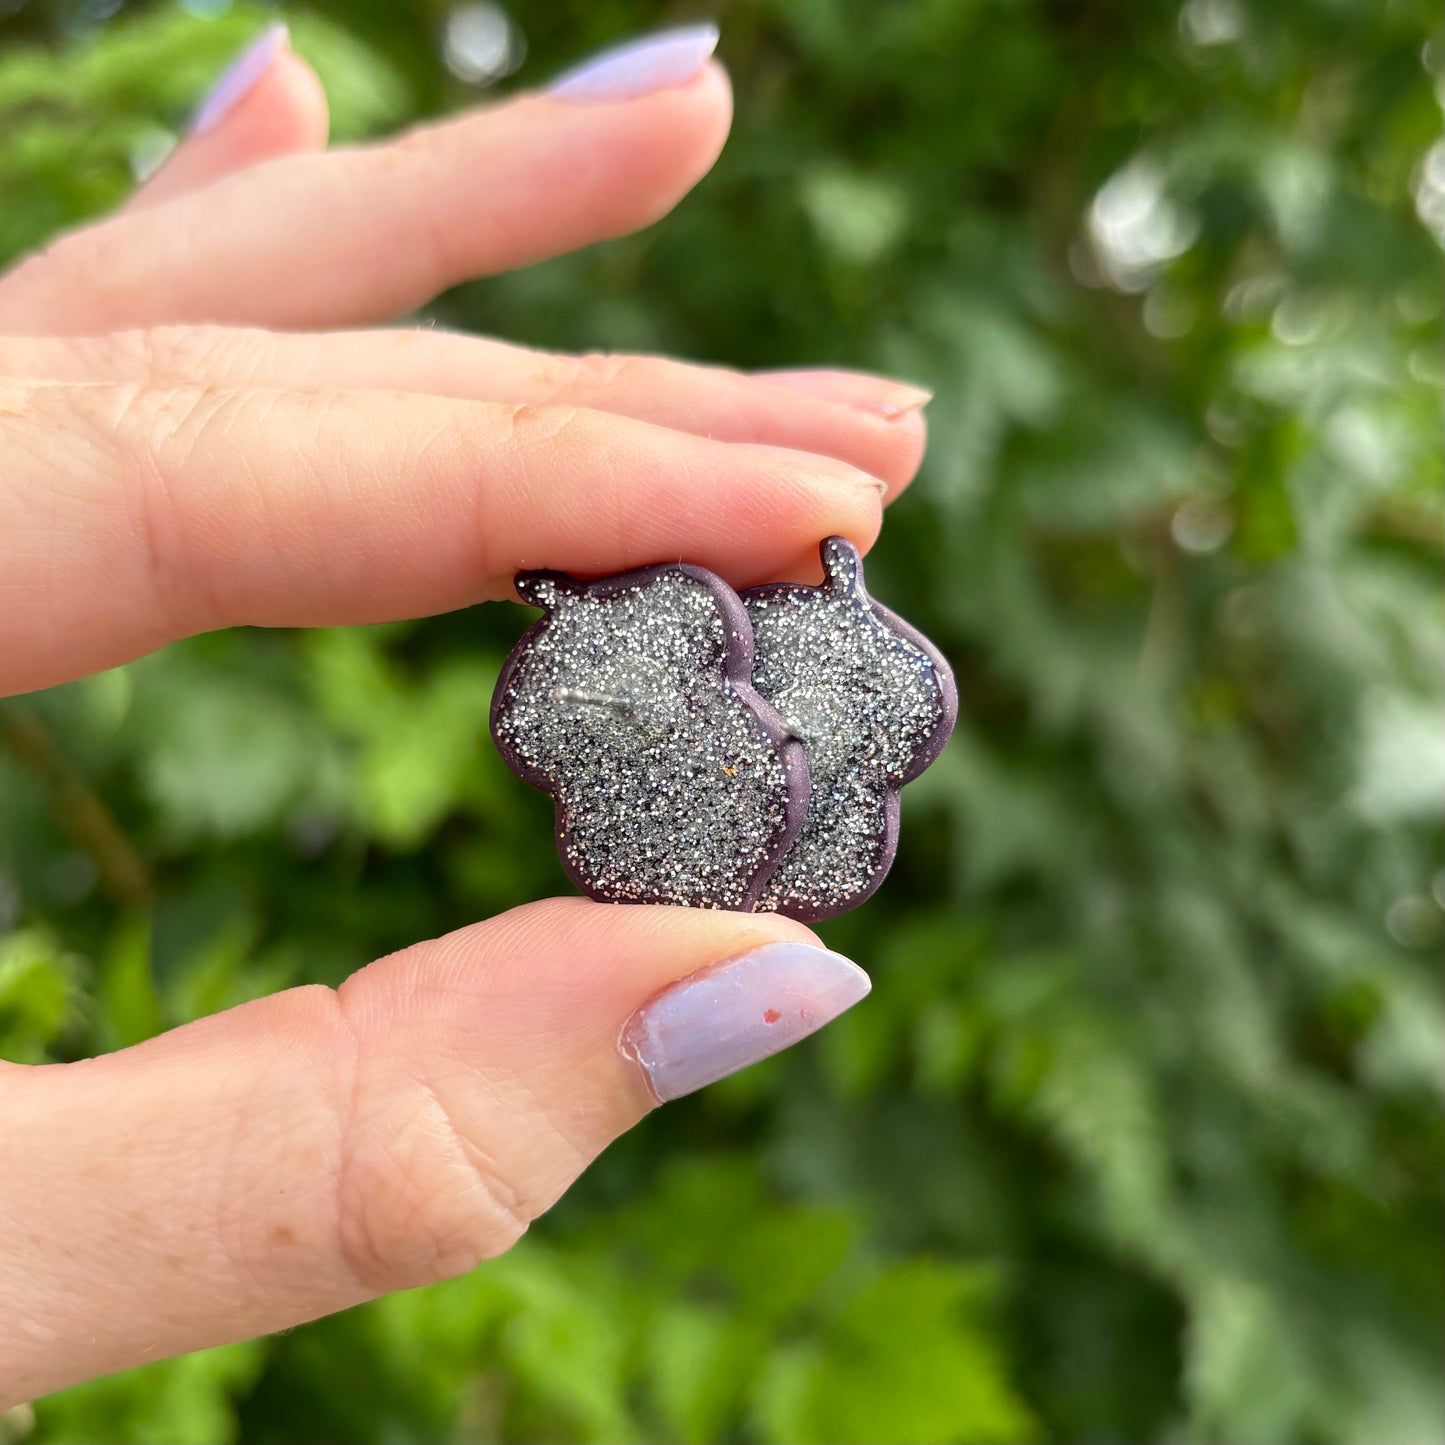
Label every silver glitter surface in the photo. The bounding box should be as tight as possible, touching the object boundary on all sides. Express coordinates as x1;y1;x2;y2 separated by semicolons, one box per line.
492;568;802;910
744;537;955;919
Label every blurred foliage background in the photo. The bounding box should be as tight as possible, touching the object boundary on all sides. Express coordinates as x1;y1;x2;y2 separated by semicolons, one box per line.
1;0;1442;1441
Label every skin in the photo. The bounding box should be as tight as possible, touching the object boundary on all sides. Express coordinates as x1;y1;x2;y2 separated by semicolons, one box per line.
0;49;925;1403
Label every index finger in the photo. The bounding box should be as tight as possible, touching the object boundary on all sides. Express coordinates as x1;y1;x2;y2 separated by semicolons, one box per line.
0;381;884;695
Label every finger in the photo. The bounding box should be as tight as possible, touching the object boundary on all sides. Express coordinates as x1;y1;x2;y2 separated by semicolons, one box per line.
129;29;330;212
0;41;731;335
0;380;885;694
11;328;928;498
0;900;868;1401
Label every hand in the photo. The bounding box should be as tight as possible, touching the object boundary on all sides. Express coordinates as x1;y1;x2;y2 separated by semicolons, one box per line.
0;26;920;1402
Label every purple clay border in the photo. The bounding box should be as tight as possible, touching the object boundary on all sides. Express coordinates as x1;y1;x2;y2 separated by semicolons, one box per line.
740;536;960;924
489;561;811;913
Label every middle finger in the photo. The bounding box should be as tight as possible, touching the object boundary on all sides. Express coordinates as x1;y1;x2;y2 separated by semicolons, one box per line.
0;378;887;696
11;327;929;497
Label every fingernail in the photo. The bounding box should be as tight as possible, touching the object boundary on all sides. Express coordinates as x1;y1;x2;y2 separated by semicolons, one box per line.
759;369;934;420
547;23;720;104
190;22;289;136
621;941;870;1103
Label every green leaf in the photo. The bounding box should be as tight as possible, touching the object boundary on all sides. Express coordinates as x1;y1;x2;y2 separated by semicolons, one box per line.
97;912;162;1050
33;1341;264;1445
0;927;82;1061
756;1260;1036;1445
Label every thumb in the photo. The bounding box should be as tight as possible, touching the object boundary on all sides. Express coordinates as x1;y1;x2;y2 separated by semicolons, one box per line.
128;25;329;212
0;898;868;1404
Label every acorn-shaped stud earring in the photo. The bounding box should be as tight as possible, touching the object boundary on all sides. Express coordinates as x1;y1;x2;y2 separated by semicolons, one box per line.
741;537;957;921
490;563;809;910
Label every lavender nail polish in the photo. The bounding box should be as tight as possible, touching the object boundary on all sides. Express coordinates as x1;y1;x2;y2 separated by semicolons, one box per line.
190;22;289;136
547;23;719;104
621;942;870;1102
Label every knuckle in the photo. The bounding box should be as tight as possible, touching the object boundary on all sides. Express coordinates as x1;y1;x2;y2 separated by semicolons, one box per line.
515;350;574;399
107;384;262;635
498;400;591;451
333;1079;535;1294
557;351;636;397
388;119;447;165
384;125;471;286
106;377;229;473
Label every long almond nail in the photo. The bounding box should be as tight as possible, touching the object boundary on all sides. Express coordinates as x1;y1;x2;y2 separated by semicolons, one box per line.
759;369;933;420
547;23;720;104
621;942;870;1102
190;22;289;136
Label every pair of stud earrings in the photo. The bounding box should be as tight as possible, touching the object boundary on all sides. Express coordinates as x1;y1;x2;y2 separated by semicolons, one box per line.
490;537;957;922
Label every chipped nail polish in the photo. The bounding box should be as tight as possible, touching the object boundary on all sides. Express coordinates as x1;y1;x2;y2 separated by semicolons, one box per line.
621;941;870;1102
